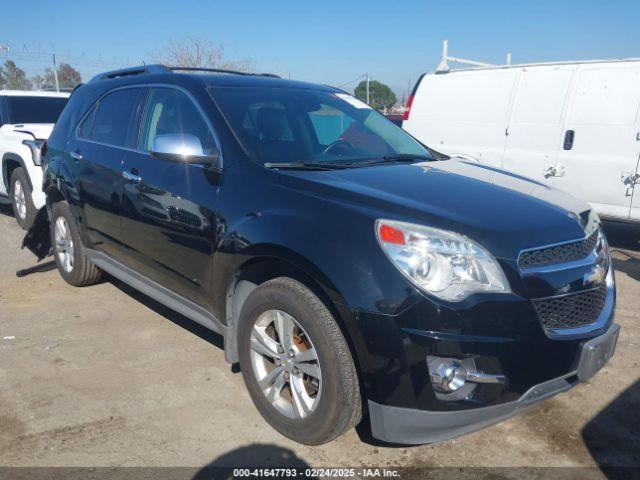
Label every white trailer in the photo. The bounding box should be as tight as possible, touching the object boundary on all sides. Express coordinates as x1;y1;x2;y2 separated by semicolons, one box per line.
403;49;640;225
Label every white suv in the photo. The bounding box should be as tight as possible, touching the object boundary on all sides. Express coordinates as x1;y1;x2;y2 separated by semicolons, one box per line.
0;90;69;229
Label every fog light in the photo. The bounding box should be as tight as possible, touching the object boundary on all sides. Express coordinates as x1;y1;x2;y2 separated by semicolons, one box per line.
436;362;467;392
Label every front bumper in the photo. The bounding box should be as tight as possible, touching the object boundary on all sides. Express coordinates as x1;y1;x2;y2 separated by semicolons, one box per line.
368;322;620;444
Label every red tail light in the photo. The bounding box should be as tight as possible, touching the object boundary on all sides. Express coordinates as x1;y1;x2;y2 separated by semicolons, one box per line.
402;94;414;121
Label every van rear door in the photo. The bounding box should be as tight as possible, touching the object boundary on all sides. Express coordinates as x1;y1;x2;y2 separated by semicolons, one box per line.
501;65;575;184
553;62;640;220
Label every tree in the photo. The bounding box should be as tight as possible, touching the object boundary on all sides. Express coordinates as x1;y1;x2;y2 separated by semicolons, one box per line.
151;37;255;72
30;74;46;90
0;60;32;90
43;63;82;90
354;79;397;112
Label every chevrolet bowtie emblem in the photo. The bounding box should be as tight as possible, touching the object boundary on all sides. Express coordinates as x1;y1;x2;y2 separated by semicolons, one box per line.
584;264;606;287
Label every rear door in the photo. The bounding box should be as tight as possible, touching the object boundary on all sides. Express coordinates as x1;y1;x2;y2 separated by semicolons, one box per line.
502;66;575;184
70;87;143;262
553;62;640;220
120;86;221;308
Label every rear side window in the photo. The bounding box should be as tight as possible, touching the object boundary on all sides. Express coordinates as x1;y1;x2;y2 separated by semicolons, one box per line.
89;89;140;147
5;96;68;124
77;104;97;139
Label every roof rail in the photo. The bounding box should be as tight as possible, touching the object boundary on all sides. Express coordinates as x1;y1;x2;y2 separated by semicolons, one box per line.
89;65;171;83
167;66;280;78
89;64;281;83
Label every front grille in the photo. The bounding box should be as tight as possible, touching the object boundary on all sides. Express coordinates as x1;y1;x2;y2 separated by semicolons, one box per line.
519;230;599;269
532;282;608;331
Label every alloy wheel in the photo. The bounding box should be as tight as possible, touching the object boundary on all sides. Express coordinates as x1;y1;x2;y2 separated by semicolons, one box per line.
54;217;75;273
249;309;322;419
13;179;27;220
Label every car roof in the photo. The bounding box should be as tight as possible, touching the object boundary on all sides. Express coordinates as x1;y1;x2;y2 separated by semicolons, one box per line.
0;90;70;98
86;65;339;93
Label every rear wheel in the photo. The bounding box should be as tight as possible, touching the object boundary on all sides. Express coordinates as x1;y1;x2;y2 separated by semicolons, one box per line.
50;201;102;287
10;168;37;230
238;277;361;445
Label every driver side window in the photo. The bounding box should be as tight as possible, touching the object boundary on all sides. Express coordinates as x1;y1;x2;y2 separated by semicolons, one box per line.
138;88;216;156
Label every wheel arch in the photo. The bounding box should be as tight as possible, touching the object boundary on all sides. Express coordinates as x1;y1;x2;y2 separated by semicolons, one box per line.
223;251;366;385
2;153;32;192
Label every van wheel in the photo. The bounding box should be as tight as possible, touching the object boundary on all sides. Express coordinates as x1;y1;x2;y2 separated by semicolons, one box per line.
50;201;102;287
10;168;37;230
238;277;362;445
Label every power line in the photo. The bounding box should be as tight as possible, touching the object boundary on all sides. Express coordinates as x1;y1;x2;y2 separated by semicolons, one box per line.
335;73;368;88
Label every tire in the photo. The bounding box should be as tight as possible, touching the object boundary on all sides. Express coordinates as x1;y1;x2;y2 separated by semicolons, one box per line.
50;201;102;287
10;168;37;230
238;277;361;445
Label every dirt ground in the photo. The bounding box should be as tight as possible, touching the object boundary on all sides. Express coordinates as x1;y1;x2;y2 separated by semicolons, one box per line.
0;204;638;476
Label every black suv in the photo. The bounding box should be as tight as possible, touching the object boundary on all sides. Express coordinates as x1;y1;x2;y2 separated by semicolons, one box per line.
38;65;619;445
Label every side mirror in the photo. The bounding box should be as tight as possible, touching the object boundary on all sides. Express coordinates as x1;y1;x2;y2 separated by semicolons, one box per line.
151;134;218;165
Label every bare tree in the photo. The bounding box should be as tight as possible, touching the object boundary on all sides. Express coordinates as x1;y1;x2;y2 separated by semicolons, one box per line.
152;37;255;72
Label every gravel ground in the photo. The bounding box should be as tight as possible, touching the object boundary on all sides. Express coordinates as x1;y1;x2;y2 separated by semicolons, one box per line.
0;204;638;477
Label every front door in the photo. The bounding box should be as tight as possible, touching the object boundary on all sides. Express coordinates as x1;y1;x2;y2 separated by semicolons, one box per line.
120;87;221;309
71;87;143;262
553;62;640;220
501;65;575;185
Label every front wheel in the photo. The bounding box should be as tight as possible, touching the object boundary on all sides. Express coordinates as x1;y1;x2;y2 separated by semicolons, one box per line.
10;168;37;230
238;277;362;445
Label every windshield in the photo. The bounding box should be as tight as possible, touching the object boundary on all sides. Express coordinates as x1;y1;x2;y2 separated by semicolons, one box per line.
208;87;431;166
6;96;68;124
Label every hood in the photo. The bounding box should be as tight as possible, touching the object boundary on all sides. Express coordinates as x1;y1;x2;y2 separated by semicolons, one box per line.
278;159;595;260
4;123;55;140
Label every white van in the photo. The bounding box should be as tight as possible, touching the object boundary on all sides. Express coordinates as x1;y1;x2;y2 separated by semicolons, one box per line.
402;59;640;225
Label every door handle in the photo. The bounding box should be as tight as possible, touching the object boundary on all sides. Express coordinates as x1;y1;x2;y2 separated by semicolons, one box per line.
122;170;142;183
70;150;83;161
563;130;575;150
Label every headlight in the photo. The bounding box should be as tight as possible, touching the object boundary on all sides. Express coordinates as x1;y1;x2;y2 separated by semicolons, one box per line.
375;219;511;301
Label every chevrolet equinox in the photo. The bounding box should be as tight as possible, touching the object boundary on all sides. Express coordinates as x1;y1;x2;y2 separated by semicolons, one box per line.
37;65;619;445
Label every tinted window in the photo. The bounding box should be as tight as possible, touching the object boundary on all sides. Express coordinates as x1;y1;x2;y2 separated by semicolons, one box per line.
6;96;68;124
208;87;428;165
139;88;216;155
91;89;140;147
77;104;97;139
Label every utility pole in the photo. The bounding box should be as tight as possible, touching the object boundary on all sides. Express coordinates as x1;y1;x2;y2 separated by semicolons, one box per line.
52;53;60;92
366;74;370;104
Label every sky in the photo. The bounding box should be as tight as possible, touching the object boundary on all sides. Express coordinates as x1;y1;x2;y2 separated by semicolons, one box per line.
3;0;640;99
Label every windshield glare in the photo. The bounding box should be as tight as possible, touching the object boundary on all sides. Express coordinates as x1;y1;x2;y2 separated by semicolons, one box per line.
6;96;68;124
208;87;430;166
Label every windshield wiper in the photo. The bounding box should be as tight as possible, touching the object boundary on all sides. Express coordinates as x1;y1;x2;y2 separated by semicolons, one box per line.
382;154;434;162
264;161;352;170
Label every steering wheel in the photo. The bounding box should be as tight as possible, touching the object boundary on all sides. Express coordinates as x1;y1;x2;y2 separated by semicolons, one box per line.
322;140;353;155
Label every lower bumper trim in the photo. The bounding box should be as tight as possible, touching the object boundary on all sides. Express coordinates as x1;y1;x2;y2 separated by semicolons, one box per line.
369;373;578;445
370;322;620;445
